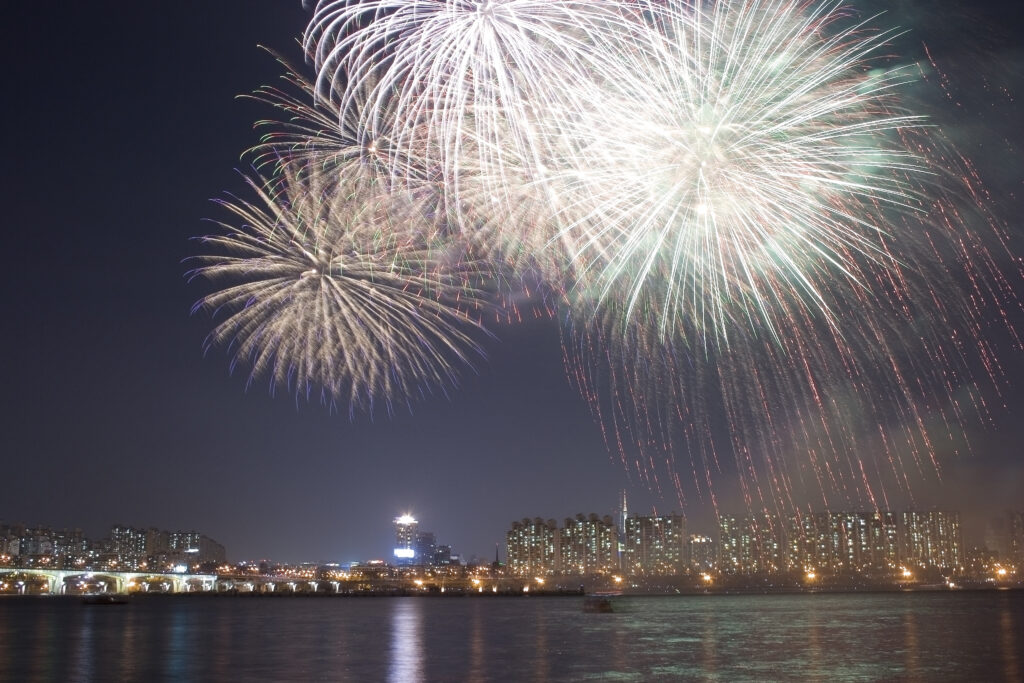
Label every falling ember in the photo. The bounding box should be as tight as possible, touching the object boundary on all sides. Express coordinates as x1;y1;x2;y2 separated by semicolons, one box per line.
191;0;1020;514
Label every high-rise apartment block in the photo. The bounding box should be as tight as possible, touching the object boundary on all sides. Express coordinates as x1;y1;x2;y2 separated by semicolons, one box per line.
787;512;897;572
0;522;224;569
506;518;559;576
985;510;1024;566
505;514;618;576
512;507;976;578
718;509;961;575
687;534;716;572
561;514;618;575
624;514;686;575
718;514;785;575
111;525;149;569
899;511;963;571
1010;512;1024;566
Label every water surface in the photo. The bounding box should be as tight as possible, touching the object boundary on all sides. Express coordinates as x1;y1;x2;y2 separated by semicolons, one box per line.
1;591;1021;681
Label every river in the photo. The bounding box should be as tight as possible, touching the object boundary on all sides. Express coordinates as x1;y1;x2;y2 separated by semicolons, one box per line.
1;591;1021;681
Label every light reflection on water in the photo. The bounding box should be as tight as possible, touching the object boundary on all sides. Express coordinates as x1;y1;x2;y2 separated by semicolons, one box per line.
0;592;1020;682
389;599;423;683
1002;599;1020;681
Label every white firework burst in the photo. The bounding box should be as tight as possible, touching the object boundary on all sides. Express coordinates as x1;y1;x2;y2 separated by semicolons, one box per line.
191;164;489;412
558;0;930;343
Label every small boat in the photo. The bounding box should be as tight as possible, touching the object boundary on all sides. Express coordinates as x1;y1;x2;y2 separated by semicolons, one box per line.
583;592;619;613
82;593;129;605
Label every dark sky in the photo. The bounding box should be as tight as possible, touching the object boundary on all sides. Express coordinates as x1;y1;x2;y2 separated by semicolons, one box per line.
4;1;1022;564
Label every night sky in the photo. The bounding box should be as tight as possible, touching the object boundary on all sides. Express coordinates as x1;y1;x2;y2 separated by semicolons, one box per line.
4;1;1023;564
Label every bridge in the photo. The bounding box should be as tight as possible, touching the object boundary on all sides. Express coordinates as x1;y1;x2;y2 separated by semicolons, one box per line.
0;568;217;595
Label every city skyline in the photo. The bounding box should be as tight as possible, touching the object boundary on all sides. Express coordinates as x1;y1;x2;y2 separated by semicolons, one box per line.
4;504;1021;573
4;0;1024;564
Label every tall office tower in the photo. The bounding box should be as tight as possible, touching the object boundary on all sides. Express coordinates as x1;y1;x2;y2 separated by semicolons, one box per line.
393;514;418;564
414;531;437;566
624;514;687;576
560;514;618;576
506;518;559;576
433;544;457;566
899;511;963;571
718;514;784;574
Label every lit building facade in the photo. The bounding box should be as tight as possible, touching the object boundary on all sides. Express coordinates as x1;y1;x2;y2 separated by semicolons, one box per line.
1010;511;1024;567
111;525;148;569
687;534;716;572
433;544;457;566
560;514;618;576
899;511;963;571
787;512;897;573
986;510;1024;568
393;515;418;564
624;514;686;575
414;531;436;566
718;514;784;575
506;518;559;576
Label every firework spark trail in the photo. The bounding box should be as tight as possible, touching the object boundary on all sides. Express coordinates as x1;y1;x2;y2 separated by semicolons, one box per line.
194;0;1020;511
548;0;1022;516
191;163;490;414
557;0;935;340
304;0;653;280
244;53;435;191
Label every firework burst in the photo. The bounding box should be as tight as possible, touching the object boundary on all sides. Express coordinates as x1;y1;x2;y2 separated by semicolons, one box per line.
191;164;489;413
192;0;1020;507
557;0;1021;510
557;0;934;342
304;0;648;278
